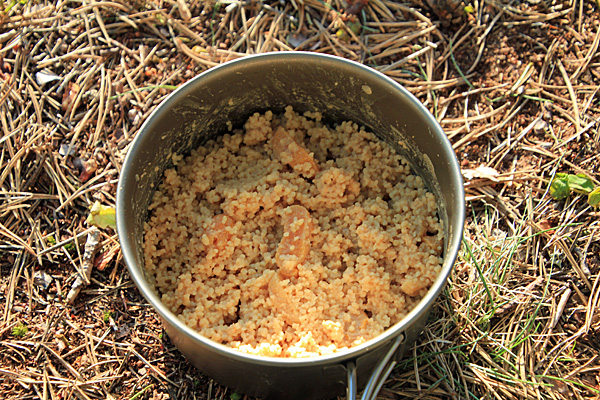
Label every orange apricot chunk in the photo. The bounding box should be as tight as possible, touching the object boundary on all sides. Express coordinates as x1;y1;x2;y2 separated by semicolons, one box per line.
400;276;429;297
202;214;235;253
275;205;313;278
268;274;300;325
345;311;370;341
316;168;360;204
272;126;319;178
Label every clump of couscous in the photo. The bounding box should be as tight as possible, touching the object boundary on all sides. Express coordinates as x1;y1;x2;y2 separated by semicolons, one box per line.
143;106;443;358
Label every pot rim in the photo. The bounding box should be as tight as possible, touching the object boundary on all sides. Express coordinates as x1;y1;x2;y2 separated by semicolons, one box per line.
117;51;465;367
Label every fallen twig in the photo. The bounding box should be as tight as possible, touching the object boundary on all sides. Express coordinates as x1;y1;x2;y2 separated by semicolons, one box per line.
66;227;101;304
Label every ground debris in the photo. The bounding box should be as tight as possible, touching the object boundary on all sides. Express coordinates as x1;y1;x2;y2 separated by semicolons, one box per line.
0;0;598;399
495;276;544;316
33;270;53;291
66;227;100;304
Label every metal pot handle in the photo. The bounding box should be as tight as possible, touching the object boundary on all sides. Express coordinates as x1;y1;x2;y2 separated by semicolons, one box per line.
346;333;404;400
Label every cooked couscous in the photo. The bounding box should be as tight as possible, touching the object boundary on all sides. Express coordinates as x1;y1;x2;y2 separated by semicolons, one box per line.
143;106;443;358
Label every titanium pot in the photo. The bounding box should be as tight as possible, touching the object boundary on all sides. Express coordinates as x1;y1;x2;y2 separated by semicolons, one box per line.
116;52;465;400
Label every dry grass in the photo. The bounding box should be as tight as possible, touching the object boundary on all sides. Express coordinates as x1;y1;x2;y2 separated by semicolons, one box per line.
0;0;599;399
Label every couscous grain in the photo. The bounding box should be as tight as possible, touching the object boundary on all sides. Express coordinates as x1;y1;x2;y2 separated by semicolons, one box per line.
143;107;443;358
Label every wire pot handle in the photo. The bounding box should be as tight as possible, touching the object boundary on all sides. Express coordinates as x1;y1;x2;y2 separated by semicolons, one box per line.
346;333;404;400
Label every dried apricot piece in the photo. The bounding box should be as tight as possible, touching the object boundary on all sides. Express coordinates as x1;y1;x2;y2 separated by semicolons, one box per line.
419;234;442;255
202;214;234;252
345;311;370;341
400;276;428;297
276;205;313;278
272;126;319;178
268;274;300;325
316;168;360;204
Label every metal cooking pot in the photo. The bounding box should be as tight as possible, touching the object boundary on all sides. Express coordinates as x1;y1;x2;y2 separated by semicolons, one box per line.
116;52;465;400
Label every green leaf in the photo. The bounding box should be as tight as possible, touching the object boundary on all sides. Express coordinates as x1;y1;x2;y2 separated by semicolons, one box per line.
86;201;117;229
549;173;570;200
549;173;595;200
464;4;475;13
348;20;362;36
589;187;600;208
11;323;28;337
567;173;594;195
336;20;362;41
